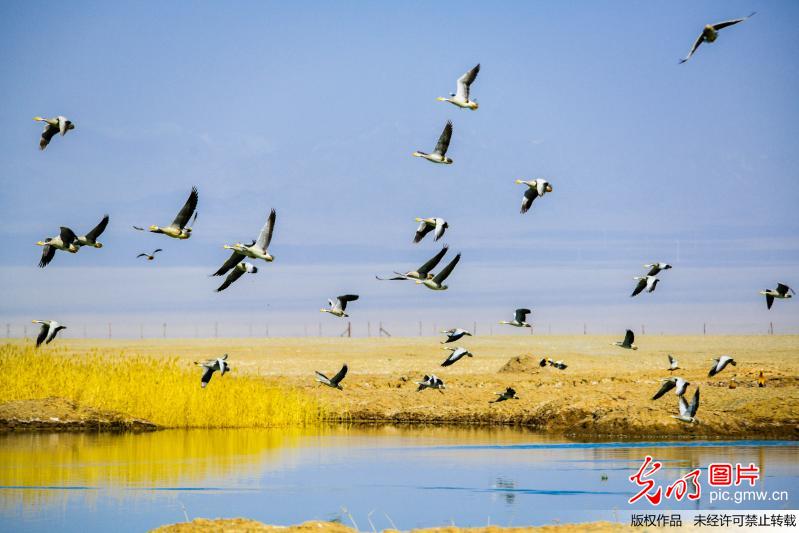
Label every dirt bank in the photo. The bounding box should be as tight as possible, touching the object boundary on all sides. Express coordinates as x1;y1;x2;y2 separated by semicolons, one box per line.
0;398;157;432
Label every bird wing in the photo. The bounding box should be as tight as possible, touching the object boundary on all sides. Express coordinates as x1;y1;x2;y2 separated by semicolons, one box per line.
314;371;330;384
645;264;660;276
708;359;720;377
624;329;635;346
35;324;49;347
337;294;359;311
680;33;705;63
776;283;791;296
434;219;447;241
652;379;676;400
668;354;675;366
417;245;449;277
677;394;690;418
40;123;58;150
432;253;461;284
506;387;516;397
216;267;245;292
256;209;276;251
59;227;78;245
631;278;647;297
331;364;348;385
689;387;700;417
521;187;538;214
200;366;215;387
136;253;148;258
152;248;163;255
375;274;410;280
514;308;531;323
414;221;434;243
433;121;453;156
133;226;145;231
455;63;480;101
212;250;244;276
712;12;755;30
171;187;199;229
536;180;547;197
38;245;55;268
766;294;774;310
85;215;109;242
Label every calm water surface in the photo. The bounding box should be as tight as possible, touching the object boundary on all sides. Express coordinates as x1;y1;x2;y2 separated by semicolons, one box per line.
0;427;796;532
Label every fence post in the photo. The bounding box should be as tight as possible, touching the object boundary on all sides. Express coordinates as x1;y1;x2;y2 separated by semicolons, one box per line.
583;323;587;335
214;322;218;338
418;321;422;337
265;324;269;337
473;321;477;336
108;323;112;339
24;325;27;339
163;323;167;338
5;323;9;338
703;323;706;336
769;322;774;335
367;321;371;337
140;324;144;339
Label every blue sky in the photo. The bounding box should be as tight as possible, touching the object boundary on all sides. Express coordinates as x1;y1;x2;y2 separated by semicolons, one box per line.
0;1;797;337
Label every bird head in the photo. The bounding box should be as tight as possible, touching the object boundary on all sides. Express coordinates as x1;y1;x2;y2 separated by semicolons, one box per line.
265;253;274;262
545;183;553;193
251;266;259;273
443;157;453;164
93;242;103;248
467;101;479;110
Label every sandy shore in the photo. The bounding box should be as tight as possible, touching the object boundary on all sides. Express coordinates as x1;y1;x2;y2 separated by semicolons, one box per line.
152;518;643;533
3;335;798;438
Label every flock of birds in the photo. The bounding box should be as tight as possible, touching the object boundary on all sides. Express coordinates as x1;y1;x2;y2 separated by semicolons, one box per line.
29;11;793;423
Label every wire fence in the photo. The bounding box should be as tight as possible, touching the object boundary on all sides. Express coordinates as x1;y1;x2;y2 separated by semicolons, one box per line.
3;320;790;340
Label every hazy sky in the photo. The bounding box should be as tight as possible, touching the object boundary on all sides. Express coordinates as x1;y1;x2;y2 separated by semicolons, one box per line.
1;1;797;337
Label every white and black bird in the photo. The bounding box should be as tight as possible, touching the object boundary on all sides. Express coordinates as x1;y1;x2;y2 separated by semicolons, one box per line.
194;354;229;388
631;276;660;297
760;283;794;310
492;387;519;403
32;320;66;348
377;246;449;281
416;374;445;393
315;364;348;390
133;187;198;239
216;262;258;292
413;217;448;243
613;329;638;350
680;12;756;64
417;253;461;290
708;355;736;377
320;295;359;317
547;359;568;370
34;116;74;150
673;387;700;424
36;227;79;268
218;209;277;272
436;63;480;110
137;248;163;261
644;263;672;277
499;308;532;328
441;346;472;367
76;215;109;249
667;354;680;371
413;121;453;164
516;179;553;214
652;377;689;400
441;327;472;344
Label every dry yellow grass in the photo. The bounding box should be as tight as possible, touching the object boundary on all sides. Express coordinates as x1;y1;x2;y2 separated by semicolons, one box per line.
0;344;323;428
2;335;798;437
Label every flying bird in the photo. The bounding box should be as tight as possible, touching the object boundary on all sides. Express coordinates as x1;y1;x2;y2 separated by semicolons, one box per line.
760;283;794;310
36;227;79;268
680;12;756;64
32;320;66;348
413;121;453;164
667;355;680;371
416;374;445;393
216;262;258;292
547;359;568;370
644;263;672;277
631;276;660;297
499;308;532;328
137;249;163;261
75;215;109;249
194;354;229;388
377;246;449;281
516;179;553;214
441;327;471;344
492;387;519;403
320;295;359;317
652;377;689;400
315;364;348;390
708;355;736;377
436;63;480;110
417;253;461;290
34;116;74;150
413;217;449;243
441;346;472;367
133;187;198;239
672;387;700;424
613;329;638;350
216;209;277;275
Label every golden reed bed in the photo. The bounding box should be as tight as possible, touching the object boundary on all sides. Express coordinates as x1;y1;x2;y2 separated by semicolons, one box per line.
0;335;797;437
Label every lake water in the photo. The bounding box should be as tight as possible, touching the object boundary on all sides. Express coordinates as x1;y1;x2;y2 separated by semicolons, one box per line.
0;427;796;531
